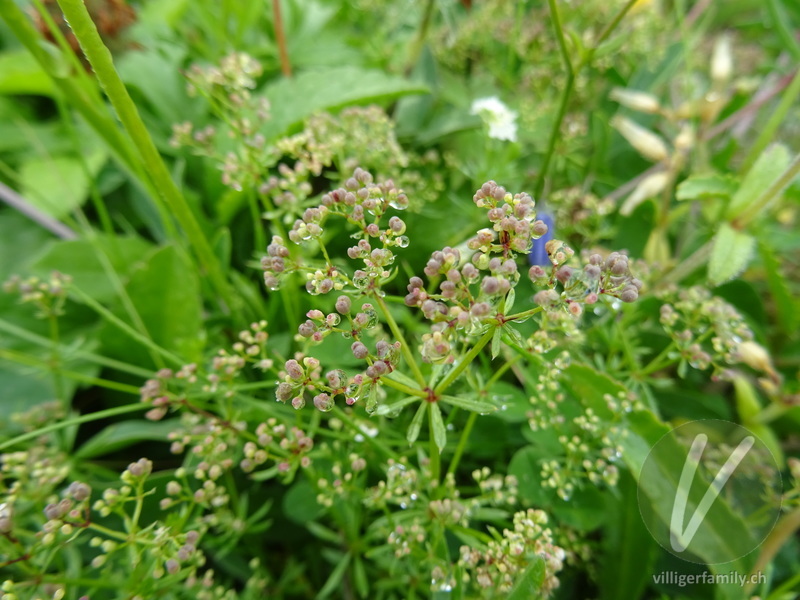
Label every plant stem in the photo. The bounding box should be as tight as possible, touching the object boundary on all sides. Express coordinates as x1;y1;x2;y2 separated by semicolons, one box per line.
661;241;711;285
405;0;436;75
745;506;800;595
536;0;637;198
47;313;65;403
0;403;147;451
446;411;476;477
374;294;426;387
380;377;427;398
70;284;184;367
0;348;143;395
428;404;441;482
0;318;153;377
272;0;292;77
434;327;495;394
504;306;543;322
55;0;239;320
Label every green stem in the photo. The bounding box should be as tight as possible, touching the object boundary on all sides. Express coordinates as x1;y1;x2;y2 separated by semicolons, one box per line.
637;341;678;377
504;306;543;322
0;349;143;395
374;294;426;387
48;313;65;403
428;403;441;482
435;327;495;394
70;285;184;367
405;0;436;74
55;0;239;320
380;376;427;398
446;411;476;477
536;0;637;198
547;0;573;76
0;403;147;451
0;318;153;378
661;241;711;285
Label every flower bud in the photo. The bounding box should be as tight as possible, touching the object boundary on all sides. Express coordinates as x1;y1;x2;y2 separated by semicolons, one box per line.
711;34;733;83
735;341;773;375
620;171;670;216
611;116;670;162
610;87;661;114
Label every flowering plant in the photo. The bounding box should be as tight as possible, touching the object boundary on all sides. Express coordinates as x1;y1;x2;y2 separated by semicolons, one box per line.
0;1;799;599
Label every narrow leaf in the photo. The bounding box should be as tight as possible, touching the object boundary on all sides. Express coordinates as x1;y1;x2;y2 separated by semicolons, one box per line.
429;403;447;453
406;402;427;445
374;396;418;417
491;326;502;359
384;369;421;390
708;223;755;286
75;419;177;459
758;238;798;333
441;394;497;415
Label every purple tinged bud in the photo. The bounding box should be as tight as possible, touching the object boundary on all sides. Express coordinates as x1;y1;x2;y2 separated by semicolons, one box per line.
351;342;369;359
482;276;501;295
285;359;304;380
335;296;352;314
620;287;638;303
298;320;316;337
313;393;333;412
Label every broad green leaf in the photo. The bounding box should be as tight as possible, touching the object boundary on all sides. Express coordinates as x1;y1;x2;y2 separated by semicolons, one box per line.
430;403;447;452
28;236;153;304
726;144;790;219
282;480;325;524
98;244;204;367
708;222;755;286
597;472;658;600
19;151;107;219
559;363;625;419
506;556;545;600
441;394;497;414
406;402;427;445
261;66;428;139
0;50;53;95
508;445;550;506
75;419;177;459
620;411;759;575
374;395;418;417
675;174;736;201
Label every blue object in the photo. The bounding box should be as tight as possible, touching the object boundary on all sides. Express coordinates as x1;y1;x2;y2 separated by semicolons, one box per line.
528;212;554;266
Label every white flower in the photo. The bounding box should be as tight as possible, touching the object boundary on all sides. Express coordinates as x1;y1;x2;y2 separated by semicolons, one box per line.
470;96;518;142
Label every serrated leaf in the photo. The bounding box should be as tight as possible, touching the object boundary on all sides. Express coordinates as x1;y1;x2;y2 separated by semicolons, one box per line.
441;394;497;414
374;395;418;417
406;402;427;445
491;326;502;359
726;145;790;219
675;174;737;201
430;403;447;452
75;419;177;459
708;223;755;286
